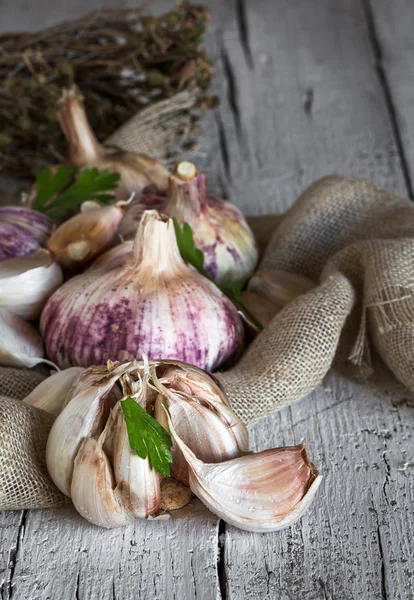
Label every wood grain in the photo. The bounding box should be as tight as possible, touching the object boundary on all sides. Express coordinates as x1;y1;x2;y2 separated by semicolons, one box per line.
0;0;414;598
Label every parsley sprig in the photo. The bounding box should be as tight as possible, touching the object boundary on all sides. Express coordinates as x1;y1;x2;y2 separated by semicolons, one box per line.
173;219;264;330
120;396;173;476
33;165;120;221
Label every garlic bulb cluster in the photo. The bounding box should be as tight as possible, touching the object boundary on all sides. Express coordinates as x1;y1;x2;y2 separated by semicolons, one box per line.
0;207;54;262
47;203;124;268
43;359;320;531
41;210;244;370
57;88;170;201
0;249;63;320
164;162;258;284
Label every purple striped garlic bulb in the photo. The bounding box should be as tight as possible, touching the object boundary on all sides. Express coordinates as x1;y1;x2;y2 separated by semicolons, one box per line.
40;210;244;370
0;207;54;262
164;162;258;285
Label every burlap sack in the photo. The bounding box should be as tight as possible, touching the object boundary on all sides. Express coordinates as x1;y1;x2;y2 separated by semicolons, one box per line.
3;171;414;509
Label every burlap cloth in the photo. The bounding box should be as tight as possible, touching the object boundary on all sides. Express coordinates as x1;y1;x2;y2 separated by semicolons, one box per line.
2;168;414;509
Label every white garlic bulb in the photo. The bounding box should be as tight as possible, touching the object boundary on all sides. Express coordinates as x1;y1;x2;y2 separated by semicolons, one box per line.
164;162;258;284
40;211;244;370
0;249;63;320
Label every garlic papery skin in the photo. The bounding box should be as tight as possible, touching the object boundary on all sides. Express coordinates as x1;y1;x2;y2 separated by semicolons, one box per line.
0;308;46;368
166;414;322;532
0;206;54;245
0;222;40;262
71;433;132;528
47;204;124;268
40;210;244;370
248;270;316;309
23;367;85;416
164;162;258;284
46;366;123;496
110;403;161;519
0;250;63;320
57;88;170;201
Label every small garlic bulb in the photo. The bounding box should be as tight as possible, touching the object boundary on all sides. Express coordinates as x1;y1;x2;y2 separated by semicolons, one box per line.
41;211;244;370
164;162;258;284
0;222;40;262
47;204;124;268
0;249;63;320
57;88;170;200
0;206;54;246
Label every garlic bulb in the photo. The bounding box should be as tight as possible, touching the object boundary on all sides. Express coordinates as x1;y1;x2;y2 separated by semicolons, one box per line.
23;367;85;416
0;206;54;245
47;204;124;268
41;210;244;370
248;270;316;308
153;364;248;486
57;88;170;200
0;249;63;320
164;162;258;284
0;222;40;262
166;412;322;533
0;308;46;368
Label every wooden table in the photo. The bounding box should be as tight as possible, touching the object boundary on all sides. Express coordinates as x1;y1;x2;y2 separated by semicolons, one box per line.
1;1;414;598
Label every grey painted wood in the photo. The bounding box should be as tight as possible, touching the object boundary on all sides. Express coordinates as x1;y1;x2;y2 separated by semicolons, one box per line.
0;0;414;599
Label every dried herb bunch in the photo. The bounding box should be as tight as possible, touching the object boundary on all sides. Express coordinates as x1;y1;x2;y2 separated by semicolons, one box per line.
0;2;216;177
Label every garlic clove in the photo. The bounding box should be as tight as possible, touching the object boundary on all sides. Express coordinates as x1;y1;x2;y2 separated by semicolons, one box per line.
166;412;321;532
165;162;258;284
0;206;54;245
57;88;170;201
41;211;244;370
47;204;124;268
0;222;40;262
70;433;132;528
160;478;192;511
23;367;85;416
0;308;46;368
248;270;316;308
46;366;123;496
0;249;63;320
111;403;161;519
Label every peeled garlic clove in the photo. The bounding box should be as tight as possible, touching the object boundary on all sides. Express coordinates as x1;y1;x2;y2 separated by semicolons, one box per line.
47;204;124;268
71;433;132;528
0;249;63;320
160;478;192;511
46;366;122;496
248;270;316;307
111;403;161;519
57;88;169;200
118;189;168;239
0;206;54;245
0;308;46;368
165;162;258;285
239;291;280;327
167;414;322;532
23;367;85;416
0;222;40;262
41;210;244;370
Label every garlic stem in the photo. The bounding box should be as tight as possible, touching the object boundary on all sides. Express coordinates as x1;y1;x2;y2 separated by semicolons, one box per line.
57;88;104;165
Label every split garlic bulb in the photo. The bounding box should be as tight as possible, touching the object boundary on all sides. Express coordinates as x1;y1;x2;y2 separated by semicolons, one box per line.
41;210;244;370
164;162;258;284
47;203;124;268
44;359;320;530
0;249;63;320
57;88;170;200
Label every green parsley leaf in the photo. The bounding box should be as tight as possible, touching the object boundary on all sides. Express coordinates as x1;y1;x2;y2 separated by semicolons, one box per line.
120;396;173;476
173;219;264;330
33;165;120;221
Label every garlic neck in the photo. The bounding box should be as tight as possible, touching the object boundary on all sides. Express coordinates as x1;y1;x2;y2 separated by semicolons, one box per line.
166;163;208;224
57;88;104;165
133;211;187;276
